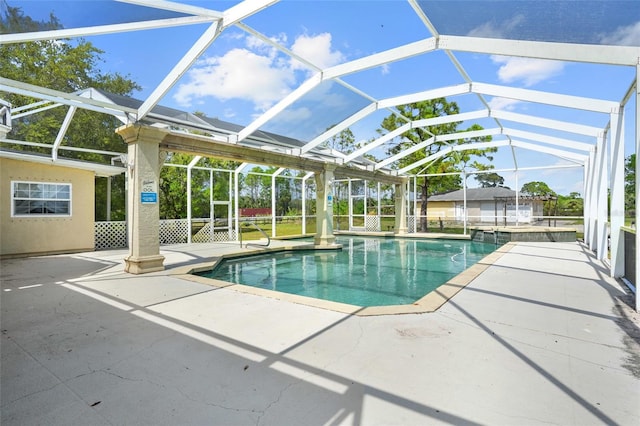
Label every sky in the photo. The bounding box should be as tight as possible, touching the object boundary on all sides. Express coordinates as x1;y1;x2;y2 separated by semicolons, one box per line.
6;0;640;196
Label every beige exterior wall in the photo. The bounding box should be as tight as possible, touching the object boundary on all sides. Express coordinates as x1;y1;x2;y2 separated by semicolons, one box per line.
1;158;95;257
425;201;455;219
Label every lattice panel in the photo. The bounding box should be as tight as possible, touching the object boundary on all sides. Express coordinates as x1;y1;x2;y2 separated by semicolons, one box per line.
408;216;415;233
94;221;127;250
365;215;380;232
159;219;189;245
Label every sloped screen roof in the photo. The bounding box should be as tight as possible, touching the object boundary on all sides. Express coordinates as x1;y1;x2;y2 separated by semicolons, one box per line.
1;0;638;193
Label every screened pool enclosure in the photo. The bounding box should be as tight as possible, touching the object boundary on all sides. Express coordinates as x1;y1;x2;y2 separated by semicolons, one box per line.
1;1;638;310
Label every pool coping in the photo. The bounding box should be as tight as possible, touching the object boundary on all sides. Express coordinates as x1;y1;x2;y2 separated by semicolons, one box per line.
171;241;517;316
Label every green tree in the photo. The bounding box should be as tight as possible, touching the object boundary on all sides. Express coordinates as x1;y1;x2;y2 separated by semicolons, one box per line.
475;172;506;188
243;166;268;206
159;154;238;219
380;100;496;231
521;181;557;217
625;154;635;215
1;6;140;220
557;192;583;217
321;128;356;154
520;181;555;197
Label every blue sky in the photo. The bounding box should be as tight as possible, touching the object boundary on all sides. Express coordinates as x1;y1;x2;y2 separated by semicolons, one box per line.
7;0;640;195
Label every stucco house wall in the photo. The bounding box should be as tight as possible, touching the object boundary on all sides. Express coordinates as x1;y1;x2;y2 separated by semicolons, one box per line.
427;187;545;224
424;200;455;219
1;157;95;257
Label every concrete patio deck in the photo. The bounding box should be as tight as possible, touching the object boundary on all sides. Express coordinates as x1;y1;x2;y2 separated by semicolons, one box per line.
1;240;639;425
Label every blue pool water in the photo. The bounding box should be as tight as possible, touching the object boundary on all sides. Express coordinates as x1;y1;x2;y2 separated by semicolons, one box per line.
197;237;496;307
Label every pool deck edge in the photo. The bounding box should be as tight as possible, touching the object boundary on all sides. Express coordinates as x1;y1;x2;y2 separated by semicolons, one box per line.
172;240;517;317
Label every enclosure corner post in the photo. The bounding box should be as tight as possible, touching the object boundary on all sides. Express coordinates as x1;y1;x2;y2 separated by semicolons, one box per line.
394;178;409;235
117;124;166;274
314;164;337;246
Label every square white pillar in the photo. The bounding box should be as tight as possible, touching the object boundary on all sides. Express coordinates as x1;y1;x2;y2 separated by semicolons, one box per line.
315;165;337;246
117;124;166;274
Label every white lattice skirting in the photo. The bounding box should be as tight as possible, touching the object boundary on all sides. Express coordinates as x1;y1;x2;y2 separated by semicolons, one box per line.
95;220;238;250
365;215;380;232
95;221;127;250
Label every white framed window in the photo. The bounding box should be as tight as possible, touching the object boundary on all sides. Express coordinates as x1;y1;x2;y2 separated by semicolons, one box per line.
11;181;72;217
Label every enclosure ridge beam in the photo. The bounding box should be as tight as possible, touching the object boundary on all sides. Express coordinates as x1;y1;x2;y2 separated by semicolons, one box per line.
473;82;618;113
510;140;588;163
491;109;602;137
503;128;593;152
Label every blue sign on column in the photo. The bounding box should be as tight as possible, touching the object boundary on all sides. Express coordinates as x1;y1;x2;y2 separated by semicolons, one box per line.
141;192;157;204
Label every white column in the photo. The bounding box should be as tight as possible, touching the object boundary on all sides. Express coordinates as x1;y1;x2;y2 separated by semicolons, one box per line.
583;153;593;247
596;132;608;260
271;167;285;238
314;165;337;246
234;163;249;241
609;108;625;277
106;176;112;221
515;170;519;226
301;172;314;235
463;172;468;234
186;156;200;243
117;125;166;274
347;178;353;231
209;169;214;241
635;62;640;312
394;178;408;234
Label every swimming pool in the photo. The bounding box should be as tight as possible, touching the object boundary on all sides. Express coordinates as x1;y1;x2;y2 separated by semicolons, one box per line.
195;237;497;307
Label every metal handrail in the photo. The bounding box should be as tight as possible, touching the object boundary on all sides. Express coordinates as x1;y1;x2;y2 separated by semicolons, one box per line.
239;222;271;248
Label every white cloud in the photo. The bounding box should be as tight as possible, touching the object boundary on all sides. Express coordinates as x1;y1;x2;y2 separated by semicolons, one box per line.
272;106;312;123
173;48;295;110
290;33;345;70
174;33;345;113
599;20;640;46
488;97;521;111
491;56;564;87
467;15;525;38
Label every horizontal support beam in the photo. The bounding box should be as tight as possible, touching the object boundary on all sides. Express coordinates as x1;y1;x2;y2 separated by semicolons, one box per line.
126;125;403;184
0;78;133;117
439;35;640;66
323;37;438;79
0;16;216;44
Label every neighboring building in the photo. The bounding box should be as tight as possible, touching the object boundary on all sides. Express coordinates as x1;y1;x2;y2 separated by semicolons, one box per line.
427;187;546;224
0;151;124;258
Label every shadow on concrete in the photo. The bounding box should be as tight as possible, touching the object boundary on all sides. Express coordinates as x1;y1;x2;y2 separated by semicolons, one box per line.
2;254;481;425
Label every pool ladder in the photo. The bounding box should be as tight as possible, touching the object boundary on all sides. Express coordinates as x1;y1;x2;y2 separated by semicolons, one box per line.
239;222;271;249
